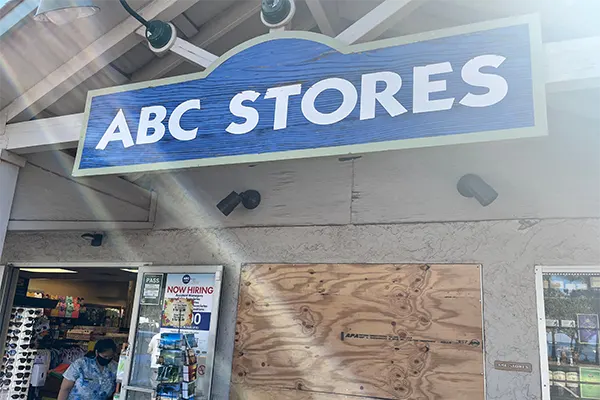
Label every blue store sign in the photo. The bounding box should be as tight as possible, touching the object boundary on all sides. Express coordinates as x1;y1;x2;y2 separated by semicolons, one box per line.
73;16;546;177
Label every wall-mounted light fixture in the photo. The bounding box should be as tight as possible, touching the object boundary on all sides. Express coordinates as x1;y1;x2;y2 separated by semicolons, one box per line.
81;233;103;247
117;0;177;53
217;190;261;216
457;174;498;207
261;0;296;29
34;0;176;54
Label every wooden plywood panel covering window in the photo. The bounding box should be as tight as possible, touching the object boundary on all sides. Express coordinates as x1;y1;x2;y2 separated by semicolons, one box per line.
231;264;484;400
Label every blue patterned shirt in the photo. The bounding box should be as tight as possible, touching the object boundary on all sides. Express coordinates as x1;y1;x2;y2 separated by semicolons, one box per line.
63;356;117;400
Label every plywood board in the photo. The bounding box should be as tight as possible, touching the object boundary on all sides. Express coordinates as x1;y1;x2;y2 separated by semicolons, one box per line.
231;264;484;400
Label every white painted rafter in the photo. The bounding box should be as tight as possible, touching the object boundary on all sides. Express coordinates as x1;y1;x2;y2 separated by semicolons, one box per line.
160;37;218;68
545;36;600;92
4;113;82;154
305;0;336;36
7;220;155;231
171;14;199;38
104;64;130;85
1;0;202;123
336;0;425;44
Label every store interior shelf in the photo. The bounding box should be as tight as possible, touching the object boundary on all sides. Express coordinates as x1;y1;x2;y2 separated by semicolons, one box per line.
12;295;59;309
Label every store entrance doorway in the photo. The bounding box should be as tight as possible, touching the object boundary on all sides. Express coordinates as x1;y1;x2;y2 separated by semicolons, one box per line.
0;263;143;400
0;263;223;400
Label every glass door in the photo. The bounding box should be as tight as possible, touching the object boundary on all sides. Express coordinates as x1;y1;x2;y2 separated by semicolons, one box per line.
121;266;223;400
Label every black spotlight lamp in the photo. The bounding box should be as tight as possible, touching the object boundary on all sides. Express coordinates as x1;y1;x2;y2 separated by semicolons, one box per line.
217;190;261;216
457;174;498;207
119;0;176;53
81;233;103;247
261;0;295;29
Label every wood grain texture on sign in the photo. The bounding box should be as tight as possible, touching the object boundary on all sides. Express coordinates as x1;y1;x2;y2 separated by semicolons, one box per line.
231;264;484;400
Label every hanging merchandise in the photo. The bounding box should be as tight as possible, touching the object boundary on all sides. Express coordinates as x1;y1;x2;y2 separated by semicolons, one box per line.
0;307;43;400
51;296;83;319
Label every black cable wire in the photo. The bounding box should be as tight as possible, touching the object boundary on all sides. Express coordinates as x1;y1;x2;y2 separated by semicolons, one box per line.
119;0;149;28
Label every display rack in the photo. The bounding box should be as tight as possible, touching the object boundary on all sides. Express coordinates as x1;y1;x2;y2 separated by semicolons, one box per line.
0;307;42;400
155;306;199;400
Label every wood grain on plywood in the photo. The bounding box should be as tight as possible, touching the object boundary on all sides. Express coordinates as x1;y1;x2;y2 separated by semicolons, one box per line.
231;264;484;400
231;385;380;400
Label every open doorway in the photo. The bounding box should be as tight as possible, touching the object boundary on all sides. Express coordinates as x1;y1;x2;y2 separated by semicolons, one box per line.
1;264;223;400
0;264;140;400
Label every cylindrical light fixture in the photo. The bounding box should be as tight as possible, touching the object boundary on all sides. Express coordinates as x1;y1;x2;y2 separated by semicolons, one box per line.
261;0;296;29
34;0;99;25
457;174;498;207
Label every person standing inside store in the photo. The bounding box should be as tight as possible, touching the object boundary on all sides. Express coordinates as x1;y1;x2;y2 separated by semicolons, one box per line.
57;339;118;400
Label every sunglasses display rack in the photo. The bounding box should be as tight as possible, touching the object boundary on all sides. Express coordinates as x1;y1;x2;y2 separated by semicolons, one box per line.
0;307;42;400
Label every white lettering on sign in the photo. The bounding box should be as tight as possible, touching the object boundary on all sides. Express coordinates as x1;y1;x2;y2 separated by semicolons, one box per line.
96;109;134;150
94;55;509;149
413;61;455;114
169;99;201;141
301;77;358;125
265;84;302;130
459;55;508;107
136;105;167;145
227;90;261;135
360;71;407;120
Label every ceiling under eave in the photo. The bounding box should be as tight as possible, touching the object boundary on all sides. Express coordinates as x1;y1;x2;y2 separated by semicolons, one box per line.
0;0;599;125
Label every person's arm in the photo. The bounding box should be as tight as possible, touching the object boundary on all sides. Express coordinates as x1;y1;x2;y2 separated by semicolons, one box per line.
57;378;75;400
106;363;118;400
58;360;81;400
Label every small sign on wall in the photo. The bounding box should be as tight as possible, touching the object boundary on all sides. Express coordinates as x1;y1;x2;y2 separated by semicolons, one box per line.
141;273;164;305
494;360;533;373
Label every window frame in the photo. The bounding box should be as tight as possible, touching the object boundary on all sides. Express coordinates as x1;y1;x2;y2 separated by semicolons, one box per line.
535;265;600;400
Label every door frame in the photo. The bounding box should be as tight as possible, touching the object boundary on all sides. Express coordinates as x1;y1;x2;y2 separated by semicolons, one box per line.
0;261;152;396
121;265;224;400
0;264;19;358
0;262;150;380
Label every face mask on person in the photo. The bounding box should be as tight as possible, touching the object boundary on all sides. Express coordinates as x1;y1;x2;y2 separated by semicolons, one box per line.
96;354;112;366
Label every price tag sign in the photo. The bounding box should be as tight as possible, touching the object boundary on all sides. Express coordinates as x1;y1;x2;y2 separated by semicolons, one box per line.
141;274;164;305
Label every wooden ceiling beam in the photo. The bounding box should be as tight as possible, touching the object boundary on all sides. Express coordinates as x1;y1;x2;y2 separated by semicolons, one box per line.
171;13;199;39
1;0;201;123
336;0;426;44
305;0;336;36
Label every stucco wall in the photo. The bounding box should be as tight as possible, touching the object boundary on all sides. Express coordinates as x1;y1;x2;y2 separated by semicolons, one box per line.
3;218;600;400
